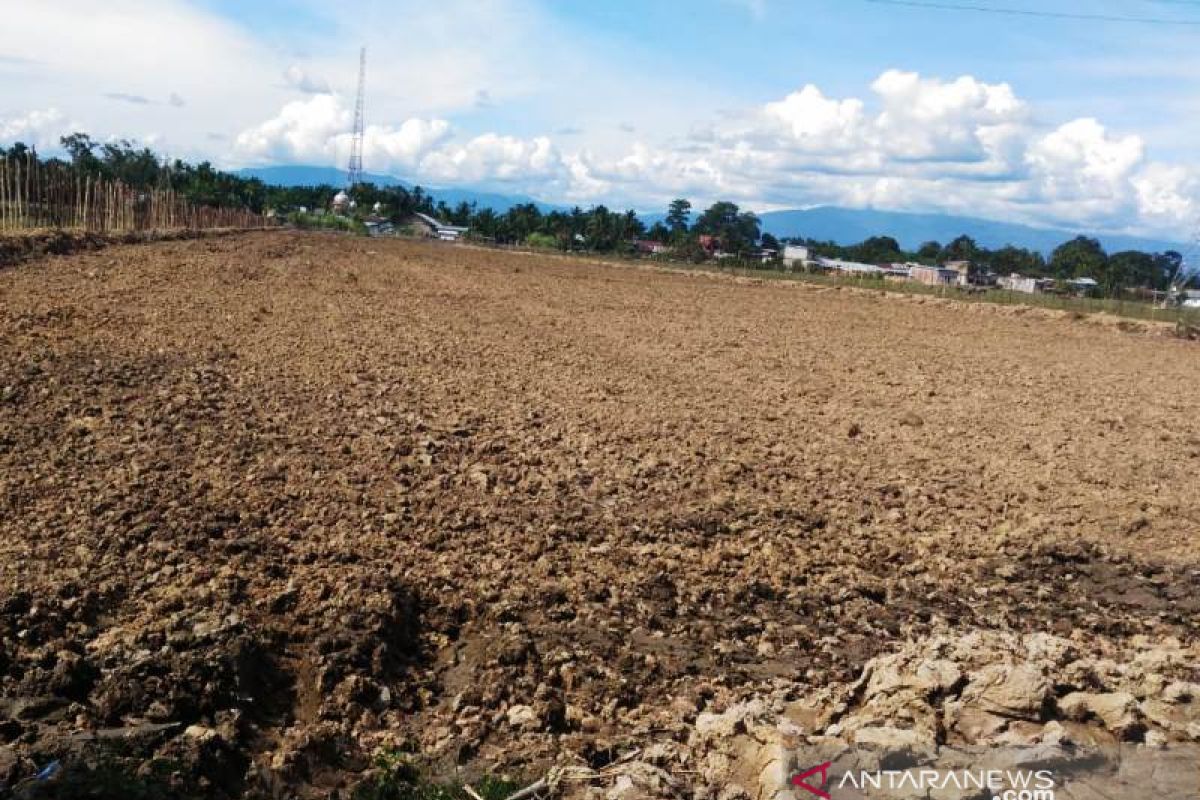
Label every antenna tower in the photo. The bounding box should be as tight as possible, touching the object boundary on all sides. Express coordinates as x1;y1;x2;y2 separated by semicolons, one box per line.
346;46;366;190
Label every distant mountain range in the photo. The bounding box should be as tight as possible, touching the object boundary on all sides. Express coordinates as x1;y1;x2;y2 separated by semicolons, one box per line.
755;206;1186;257
235;165;565;214
238;165;1185;256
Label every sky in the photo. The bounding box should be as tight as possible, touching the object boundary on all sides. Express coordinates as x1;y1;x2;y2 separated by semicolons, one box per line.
1;0;1198;239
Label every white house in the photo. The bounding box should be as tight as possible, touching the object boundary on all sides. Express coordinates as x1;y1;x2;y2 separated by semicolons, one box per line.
817;257;882;276
411;212;469;241
364;219;395;237
998;274;1049;294
1066;277;1100;295
782;244;810;269
909;264;961;287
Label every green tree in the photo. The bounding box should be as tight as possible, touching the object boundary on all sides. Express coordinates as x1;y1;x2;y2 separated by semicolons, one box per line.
60;133;103;174
666;199;692;236
917;241;941;263
990;245;1046;276
1154;250;1185;290
941;235;980;264
694;201;760;255
647;221;670;242
1106;250;1157;293
503;202;543;244
1049;236;1107;280
848;235;903;264
618;208;646;243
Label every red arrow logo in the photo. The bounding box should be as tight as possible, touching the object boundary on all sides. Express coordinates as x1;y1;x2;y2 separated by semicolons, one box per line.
791;762;832;799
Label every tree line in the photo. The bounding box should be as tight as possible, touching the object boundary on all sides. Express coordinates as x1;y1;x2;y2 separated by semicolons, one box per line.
1;134;1189;293
796;232;1188;293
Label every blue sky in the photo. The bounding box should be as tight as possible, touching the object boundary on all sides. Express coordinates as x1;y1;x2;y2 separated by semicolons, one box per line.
1;0;1197;237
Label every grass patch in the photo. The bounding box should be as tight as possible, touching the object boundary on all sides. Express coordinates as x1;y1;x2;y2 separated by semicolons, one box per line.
659;260;1200;328
353;751;521;800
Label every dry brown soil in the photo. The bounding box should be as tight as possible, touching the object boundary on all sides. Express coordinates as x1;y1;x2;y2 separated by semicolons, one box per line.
1;231;1197;796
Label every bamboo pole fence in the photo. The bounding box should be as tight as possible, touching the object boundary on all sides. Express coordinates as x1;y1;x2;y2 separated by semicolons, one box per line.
0;153;264;234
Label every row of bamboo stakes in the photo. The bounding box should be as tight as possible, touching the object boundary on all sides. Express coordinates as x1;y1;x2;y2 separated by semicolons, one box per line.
0;154;264;233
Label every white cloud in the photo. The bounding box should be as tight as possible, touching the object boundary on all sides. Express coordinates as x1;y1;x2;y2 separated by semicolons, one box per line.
283;65;331;95
420;134;561;183
363;119;454;172
226;67;1198;237
234;94;452;173
763;86;866;150
870;70;1026;164
234;94;350;164
0;108;78;150
1026;118;1143;197
581;71;1196;237
233;94;592;195
1;0;1194;246
1132;163;1197;226
0;0;596;163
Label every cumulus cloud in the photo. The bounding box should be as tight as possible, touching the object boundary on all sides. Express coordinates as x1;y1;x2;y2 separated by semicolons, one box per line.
870;70;1026;165
235;94;350;164
0;108;77;149
589;70;1195;236
227;68;1195;236
1025;118;1143;199
233;94;594;195
283;65;331;95
1132;163;1197;222
762;85;866;150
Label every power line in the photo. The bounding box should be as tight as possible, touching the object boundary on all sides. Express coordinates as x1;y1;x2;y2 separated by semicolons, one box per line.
863;0;1200;25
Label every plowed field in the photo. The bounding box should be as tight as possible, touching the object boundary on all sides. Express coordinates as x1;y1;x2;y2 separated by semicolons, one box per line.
1;231;1197;797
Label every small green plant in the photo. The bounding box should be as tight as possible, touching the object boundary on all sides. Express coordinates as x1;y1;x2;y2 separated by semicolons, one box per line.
287;210;368;235
353;750;520;800
524;232;558;250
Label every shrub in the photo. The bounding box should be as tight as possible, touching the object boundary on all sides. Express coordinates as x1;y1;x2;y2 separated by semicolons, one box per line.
524;232;558;250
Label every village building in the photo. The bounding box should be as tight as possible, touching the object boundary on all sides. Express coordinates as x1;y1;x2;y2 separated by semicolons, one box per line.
364;219;395;237
408;212;469;241
909;264;961;286
1066;277;1100;296
881;263;912;280
816;257;883;276
998;274;1053;294
943;260;972;286
782;244;810;269
632;239;670;255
